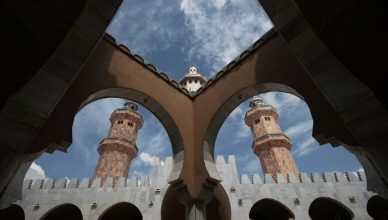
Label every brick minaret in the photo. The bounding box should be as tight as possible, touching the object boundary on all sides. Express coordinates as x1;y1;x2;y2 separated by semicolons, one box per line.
244;96;299;178
93;101;143;181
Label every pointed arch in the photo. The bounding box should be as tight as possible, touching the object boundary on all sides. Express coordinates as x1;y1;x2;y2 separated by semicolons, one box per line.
98;202;142;220
40;203;82;220
249;198;294;220
309;197;354;220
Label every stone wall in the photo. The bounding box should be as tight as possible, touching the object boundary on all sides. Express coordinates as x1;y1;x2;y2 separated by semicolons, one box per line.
15;155;373;220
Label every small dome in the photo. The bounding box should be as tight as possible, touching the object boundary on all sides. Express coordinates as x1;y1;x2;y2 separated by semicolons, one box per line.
124;101;138;111
188;66;198;75
249;96;264;108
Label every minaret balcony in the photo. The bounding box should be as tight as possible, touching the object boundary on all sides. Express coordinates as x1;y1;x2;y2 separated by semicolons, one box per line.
251;133;292;150
98;137;138;158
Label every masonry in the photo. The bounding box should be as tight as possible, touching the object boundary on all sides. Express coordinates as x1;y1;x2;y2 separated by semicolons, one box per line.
14;155;372;220
1;1;388;219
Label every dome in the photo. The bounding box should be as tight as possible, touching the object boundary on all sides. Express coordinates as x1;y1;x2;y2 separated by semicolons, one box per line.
249;96;264;108
123;101;139;111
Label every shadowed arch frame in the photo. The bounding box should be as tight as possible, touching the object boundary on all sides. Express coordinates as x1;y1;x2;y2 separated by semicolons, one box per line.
309;197;354;220
98;202;142;220
249;198;295;220
40;203;82;220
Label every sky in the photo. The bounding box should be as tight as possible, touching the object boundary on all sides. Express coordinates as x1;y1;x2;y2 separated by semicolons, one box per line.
27;0;363;181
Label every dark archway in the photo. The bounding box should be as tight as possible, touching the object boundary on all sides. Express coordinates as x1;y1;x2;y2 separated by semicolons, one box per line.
0;204;24;220
309;197;354;220
99;202;142;220
161;186;186;220
41;203;82;220
206;184;231;220
161;184;231;220
367;195;388;220
249;198;294;220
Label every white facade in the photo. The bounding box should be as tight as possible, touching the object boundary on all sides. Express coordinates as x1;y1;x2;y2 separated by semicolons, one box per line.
15;155;374;220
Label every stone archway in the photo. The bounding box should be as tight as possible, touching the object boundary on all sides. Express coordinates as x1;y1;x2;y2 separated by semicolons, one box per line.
161;186;186;220
257;0;388;197
40;203;82;220
77;88;185;182
206;184;231;220
0;0;123;206
367;195;388;220
99;202;142;220
309;197;354;220
0;204;24;220
161;183;231;220
249;198;294;220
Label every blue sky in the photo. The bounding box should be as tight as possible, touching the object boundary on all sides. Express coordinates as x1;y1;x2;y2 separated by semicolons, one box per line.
26;0;362;180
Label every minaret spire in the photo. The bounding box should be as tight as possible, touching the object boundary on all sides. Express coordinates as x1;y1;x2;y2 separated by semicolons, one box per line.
93;101;143;181
245;96;299;178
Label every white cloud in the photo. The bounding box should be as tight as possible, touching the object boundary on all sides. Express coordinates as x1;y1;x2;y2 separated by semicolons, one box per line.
244;159;260;173
229;105;244;121
137;112;172;156
25;162;46;180
107;0;182;55
139;152;155;166
357;166;364;172
237;153;261;174
260;93;304;115
293;136;317;157
180;0;272;75
284;120;313;139
234;120;251;141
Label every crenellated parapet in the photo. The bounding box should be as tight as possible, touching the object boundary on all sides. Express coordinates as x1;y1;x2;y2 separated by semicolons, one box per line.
16;155;374;220
237;171;366;184
23;176;148;191
24;156;174;192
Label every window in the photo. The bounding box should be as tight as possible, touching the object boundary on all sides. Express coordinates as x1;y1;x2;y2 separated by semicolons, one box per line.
117;120;123;124
255;119;260;124
194;80;198;83
128;122;133;127
189;80;192;84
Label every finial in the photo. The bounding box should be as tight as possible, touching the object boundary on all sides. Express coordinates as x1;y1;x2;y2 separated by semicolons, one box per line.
249;96;264;108
124;101;138;111
188;66;197;75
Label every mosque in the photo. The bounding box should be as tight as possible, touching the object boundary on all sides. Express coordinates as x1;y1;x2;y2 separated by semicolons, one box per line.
4;69;375;219
1;1;388;219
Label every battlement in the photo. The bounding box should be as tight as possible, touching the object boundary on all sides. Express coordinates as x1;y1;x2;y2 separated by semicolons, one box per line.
238;171;366;184
24;156;366;191
24;156;174;191
23;176;153;191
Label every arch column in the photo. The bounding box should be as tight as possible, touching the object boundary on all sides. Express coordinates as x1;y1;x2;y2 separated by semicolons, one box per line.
170;178;219;220
0;0;123;206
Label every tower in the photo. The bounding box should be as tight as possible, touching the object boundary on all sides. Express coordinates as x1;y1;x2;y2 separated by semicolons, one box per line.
93;101;143;181
244;96;299;178
178;67;207;94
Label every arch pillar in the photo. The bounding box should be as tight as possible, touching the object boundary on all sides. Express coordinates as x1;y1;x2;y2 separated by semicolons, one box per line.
170;177;219;220
0;0;123;207
0;151;42;209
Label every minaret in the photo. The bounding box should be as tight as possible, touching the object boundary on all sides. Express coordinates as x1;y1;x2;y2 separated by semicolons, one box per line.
93;101;143;181
244;96;299;178
178;67;207;94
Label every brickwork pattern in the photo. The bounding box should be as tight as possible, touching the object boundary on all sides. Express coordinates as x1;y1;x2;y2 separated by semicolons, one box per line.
93;105;143;181
245;103;299;177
